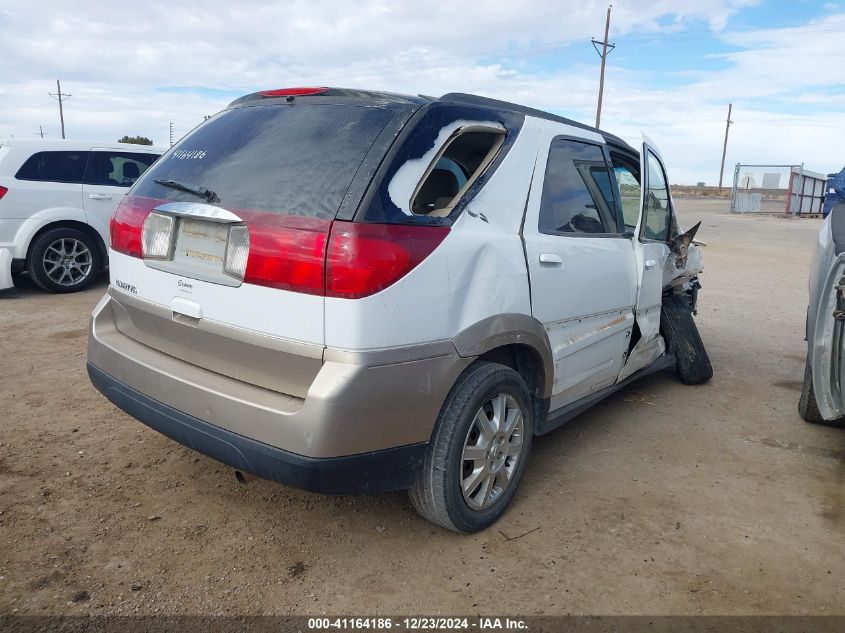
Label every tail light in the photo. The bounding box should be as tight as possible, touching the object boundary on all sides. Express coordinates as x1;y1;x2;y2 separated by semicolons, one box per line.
109;196;449;298
141;212;176;260
110;196;155;257
326;222;450;299
223;225;250;280
0;185;7;200
240;219;448;298
240;215;330;295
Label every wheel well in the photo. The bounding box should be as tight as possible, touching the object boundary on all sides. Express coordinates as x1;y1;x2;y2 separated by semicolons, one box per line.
476;343;548;430
26;221;108;271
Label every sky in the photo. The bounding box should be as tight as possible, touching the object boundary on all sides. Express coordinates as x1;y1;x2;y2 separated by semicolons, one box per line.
0;0;842;184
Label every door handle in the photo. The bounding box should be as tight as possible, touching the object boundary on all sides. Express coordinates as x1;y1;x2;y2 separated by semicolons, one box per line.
539;253;563;265
88;193;112;200
645;258;657;270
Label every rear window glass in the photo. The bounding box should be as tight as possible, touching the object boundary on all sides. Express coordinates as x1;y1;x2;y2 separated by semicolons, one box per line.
16;151;88;184
133;104;394;219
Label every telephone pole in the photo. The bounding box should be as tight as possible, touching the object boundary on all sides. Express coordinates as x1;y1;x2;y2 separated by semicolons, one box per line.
592;5;615;129
35;126;46;139
48;80;71;139
718;103;734;190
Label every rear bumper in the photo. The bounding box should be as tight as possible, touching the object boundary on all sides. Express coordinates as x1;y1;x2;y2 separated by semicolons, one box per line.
88;290;471;462
88;362;425;494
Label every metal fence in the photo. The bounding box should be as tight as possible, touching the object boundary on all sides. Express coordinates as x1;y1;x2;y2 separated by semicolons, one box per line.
730;164;827;215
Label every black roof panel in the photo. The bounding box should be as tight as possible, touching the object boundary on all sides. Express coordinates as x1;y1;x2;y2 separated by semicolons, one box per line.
225;87;636;153
438;92;634;151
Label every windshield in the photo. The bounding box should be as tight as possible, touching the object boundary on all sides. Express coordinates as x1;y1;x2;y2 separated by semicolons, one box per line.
133;104;394;219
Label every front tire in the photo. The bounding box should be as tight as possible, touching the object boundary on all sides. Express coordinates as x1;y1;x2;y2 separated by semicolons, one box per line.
661;293;713;385
409;361;534;533
27;228;100;293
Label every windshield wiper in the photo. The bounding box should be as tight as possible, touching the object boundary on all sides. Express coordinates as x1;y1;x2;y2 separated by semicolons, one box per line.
154;178;220;204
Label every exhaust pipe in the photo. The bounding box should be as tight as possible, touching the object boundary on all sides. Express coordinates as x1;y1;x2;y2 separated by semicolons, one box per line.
235;470;258;485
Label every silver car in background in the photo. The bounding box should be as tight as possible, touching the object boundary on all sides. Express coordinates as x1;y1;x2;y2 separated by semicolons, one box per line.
801;202;845;427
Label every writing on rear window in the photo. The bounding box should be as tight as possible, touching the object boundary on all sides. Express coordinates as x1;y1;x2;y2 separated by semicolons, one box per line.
171;149;207;160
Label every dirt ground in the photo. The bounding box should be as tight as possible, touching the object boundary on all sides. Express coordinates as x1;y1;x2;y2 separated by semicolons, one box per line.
1;199;843;616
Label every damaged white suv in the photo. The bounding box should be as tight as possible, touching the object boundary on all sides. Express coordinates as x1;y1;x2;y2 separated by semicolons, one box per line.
87;87;711;532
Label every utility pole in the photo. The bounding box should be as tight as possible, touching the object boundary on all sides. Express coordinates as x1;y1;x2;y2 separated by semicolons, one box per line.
592;5;615;129
169;122;174;147
35;126;46;139
48;80;71;139
718;103;734;190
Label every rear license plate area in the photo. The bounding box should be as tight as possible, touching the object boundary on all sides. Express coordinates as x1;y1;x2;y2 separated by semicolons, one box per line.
176;218;228;270
144;218;240;287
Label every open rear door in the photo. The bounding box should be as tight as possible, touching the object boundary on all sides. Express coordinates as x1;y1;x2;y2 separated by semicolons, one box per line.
618;135;674;380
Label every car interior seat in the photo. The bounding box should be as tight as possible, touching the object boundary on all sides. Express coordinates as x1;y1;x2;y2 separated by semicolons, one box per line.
413;168;460;214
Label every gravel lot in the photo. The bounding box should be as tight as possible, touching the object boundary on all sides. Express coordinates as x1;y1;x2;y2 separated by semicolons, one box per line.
1;199;843;615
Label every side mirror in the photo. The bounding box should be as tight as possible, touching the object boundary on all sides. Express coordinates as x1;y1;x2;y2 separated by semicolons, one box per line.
669;221;701;268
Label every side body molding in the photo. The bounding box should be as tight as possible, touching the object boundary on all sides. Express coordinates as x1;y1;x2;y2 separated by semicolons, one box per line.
451;313;555;398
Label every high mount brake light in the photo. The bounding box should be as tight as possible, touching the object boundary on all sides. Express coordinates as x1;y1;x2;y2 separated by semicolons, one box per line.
259;87;329;97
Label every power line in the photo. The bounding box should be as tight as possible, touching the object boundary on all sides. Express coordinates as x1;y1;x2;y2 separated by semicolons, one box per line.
592;5;615;128
48;80;71;140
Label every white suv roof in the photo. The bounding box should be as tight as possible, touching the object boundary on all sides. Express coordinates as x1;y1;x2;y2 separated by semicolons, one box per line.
0;138;166;153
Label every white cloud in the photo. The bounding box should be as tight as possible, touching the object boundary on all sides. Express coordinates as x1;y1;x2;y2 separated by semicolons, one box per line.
0;0;841;183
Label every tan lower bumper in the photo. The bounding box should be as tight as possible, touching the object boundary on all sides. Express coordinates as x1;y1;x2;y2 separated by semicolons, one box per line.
88;293;472;458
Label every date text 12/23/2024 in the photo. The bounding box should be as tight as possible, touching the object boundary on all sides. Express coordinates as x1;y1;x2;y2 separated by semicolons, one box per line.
307;617;528;631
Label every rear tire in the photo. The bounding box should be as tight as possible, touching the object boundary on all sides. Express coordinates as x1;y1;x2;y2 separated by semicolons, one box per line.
27;228;100;293
799;359;845;427
409;362;534;533
661;293;713;385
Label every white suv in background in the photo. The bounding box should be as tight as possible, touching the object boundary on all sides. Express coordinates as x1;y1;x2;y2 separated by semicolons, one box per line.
0;139;163;292
87;88;711;532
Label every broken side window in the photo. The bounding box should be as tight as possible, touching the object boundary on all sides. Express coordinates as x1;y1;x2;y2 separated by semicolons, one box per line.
359;103;524;225
410;126;505;217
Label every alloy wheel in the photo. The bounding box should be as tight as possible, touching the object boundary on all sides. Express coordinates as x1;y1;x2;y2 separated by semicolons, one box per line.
42;238;93;287
460;393;525;511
